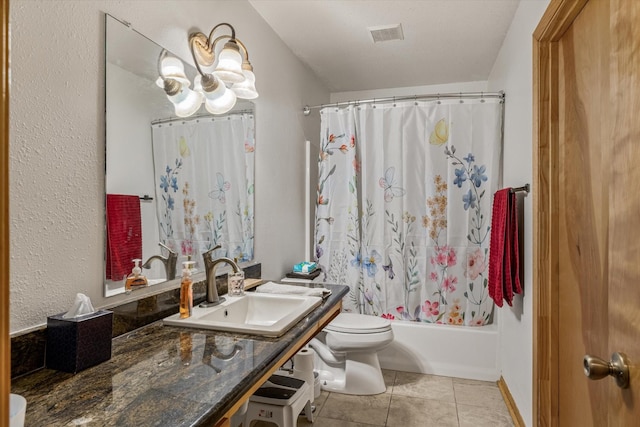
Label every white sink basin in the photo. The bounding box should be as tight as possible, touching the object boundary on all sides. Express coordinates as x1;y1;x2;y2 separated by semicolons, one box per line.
163;292;322;337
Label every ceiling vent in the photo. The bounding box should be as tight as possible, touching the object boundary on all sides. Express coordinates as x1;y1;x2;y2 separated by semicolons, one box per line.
368;24;404;43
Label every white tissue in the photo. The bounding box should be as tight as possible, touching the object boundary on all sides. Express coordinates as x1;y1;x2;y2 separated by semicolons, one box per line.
62;293;95;318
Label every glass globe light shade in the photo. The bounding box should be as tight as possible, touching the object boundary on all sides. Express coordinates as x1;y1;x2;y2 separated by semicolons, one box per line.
195;74;226;101
204;86;237;115
231;69;258;99
158;56;190;86
168;84;203;117
214;44;245;84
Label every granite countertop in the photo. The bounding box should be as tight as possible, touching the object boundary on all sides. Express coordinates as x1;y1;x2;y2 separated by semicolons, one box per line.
12;283;348;427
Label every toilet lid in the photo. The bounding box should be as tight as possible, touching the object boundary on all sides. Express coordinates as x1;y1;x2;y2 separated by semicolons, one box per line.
326;313;392;334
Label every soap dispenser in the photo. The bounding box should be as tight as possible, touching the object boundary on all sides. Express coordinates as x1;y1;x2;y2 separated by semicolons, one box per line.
125;259;148;293
180;260;195;319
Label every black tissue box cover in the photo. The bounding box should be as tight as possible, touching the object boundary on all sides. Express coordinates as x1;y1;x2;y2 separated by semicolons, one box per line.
46;310;113;373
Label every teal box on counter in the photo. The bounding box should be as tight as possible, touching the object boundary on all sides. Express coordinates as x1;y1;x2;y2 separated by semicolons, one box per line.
46;310;113;373
293;261;317;273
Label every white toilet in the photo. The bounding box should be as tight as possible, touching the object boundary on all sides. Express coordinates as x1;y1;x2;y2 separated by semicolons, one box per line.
308;313;394;395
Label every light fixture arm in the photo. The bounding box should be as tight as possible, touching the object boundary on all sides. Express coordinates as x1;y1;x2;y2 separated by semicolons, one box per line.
157;49;181;96
207;22;236;44
189;23;242;73
211;34;231;50
189;35;209;76
188;34;224;93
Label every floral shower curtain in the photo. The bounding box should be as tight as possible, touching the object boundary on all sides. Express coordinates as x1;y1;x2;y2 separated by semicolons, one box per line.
314;98;503;326
151;113;255;271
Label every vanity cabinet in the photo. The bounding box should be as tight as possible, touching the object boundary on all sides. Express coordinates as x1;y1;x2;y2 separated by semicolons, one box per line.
11;284;347;427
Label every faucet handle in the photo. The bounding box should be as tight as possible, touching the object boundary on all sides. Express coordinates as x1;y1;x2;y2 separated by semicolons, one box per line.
203;244;223;260
159;242;177;255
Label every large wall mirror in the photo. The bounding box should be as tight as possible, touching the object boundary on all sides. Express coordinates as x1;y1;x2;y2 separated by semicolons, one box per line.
105;14;255;297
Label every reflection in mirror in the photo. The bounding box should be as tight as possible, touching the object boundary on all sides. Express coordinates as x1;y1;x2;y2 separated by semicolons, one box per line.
104;15;255;297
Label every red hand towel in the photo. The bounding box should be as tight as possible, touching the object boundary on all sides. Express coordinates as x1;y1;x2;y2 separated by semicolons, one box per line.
502;192;522;305
502;191;523;305
489;188;523;307
489;189;509;307
106;194;142;281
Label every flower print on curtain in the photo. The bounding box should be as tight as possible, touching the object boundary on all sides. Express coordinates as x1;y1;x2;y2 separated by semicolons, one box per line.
314;98;503;326
314;106;365;310
151;113;255;273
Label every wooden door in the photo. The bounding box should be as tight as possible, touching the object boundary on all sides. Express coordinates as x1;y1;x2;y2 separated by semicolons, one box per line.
534;0;640;425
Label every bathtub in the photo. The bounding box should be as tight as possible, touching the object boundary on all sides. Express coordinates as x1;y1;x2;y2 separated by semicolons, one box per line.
377;321;500;381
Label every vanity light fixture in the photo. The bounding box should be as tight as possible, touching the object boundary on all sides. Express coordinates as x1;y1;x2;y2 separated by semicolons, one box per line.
156;23;258;117
156;51;203;117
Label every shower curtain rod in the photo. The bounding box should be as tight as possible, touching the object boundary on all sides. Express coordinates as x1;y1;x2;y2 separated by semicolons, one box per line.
303;91;504;116
151;109;255;125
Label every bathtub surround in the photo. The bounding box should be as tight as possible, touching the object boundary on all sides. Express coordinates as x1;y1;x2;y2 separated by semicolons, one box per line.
378;321;499;381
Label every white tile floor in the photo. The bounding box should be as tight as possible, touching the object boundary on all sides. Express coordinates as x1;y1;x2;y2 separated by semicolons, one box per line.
250;370;514;427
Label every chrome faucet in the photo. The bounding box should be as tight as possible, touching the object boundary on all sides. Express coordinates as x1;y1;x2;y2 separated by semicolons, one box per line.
142;242;178;280
200;244;239;307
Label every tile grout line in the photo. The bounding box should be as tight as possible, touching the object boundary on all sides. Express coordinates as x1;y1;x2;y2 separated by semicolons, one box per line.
453;379;461;427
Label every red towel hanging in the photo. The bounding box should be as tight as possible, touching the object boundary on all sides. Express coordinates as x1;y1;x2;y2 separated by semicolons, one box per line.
502;190;522;305
488;188;523;307
489;189;509;307
106;194;142;281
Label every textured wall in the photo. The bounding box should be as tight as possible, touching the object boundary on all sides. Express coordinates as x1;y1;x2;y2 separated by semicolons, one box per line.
9;0;328;333
486;1;550;425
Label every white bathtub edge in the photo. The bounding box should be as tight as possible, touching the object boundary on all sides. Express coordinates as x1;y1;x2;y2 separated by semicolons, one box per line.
378;321;500;382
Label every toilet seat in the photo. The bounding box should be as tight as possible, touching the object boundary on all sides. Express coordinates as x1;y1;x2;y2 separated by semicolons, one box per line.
326;313;392;334
323;313;394;353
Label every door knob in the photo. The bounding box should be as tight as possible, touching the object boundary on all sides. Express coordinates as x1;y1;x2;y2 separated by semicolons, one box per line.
583;352;630;389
